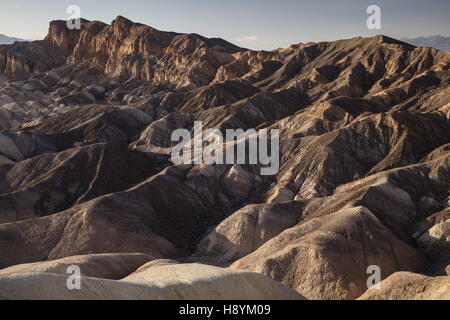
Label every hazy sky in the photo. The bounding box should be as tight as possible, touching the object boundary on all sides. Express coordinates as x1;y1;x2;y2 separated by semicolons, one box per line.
0;0;449;50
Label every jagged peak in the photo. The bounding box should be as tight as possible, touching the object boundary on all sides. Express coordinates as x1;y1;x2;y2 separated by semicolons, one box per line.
48;18;91;28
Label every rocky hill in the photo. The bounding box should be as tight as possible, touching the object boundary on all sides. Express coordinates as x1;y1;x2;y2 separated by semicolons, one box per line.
0;16;449;300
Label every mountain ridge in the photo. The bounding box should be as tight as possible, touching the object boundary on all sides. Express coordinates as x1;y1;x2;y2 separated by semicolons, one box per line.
0;34;25;45
401;35;450;51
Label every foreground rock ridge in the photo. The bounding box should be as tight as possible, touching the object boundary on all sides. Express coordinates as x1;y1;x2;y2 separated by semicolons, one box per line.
0;16;449;300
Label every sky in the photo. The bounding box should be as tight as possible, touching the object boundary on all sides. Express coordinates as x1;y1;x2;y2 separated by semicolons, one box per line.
0;0;449;50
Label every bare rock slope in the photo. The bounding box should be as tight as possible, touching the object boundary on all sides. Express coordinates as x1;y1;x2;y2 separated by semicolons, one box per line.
0;256;304;300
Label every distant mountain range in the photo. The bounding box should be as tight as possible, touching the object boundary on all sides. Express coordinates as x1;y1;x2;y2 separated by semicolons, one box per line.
401;35;450;51
0;34;25;45
0;16;449;300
